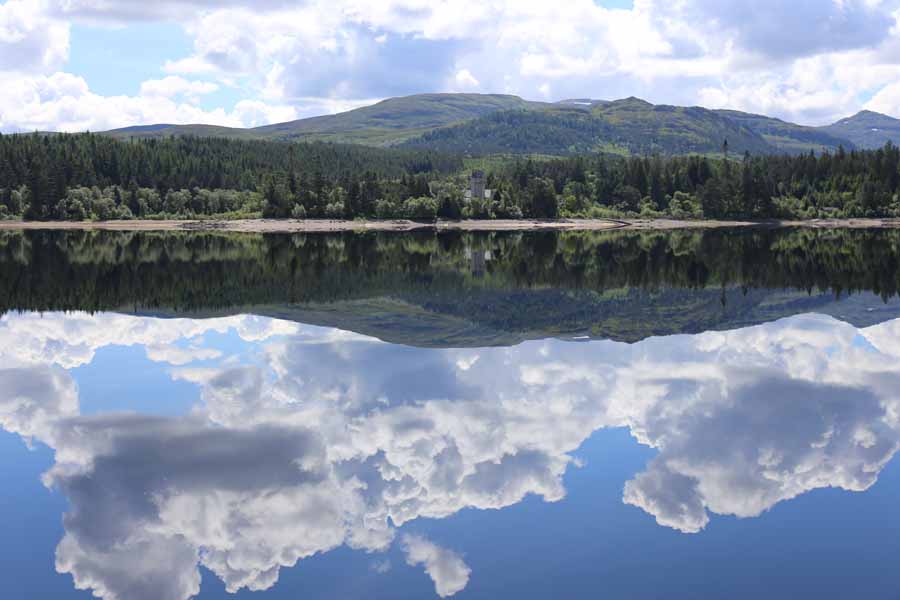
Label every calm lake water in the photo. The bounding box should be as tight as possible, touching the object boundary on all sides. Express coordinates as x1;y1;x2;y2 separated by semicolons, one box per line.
3;228;900;599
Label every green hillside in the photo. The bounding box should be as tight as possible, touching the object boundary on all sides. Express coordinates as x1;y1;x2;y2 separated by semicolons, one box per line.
254;93;547;145
714;109;850;153
106;93;545;145
104;123;254;140
401;98;783;156
399;108;619;155
820;110;900;150
590;98;772;155
101;92;896;157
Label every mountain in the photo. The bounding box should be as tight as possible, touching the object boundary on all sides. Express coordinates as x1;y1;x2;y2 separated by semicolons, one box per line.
102;92;895;157
252;93;547;145
102;122;254;140
714;109;849;153
400;99;774;155
106;93;547;145
588;97;773;155
399;107;617;155
820;110;900;150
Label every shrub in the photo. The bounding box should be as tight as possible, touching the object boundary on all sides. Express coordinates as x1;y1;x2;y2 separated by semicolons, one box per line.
324;202;345;219
402;196;438;220
375;199;400;219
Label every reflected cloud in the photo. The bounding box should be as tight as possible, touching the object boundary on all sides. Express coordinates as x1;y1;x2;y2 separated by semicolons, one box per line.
48;416;349;598
0;366;78;447
401;534;471;598
0;312;301;369
3;312;900;598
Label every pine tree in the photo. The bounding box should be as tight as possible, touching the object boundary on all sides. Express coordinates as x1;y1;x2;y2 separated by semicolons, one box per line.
128;179;142;217
25;153;52;220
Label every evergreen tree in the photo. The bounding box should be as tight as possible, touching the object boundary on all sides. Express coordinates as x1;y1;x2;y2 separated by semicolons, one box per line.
529;177;558;219
25;154;51;220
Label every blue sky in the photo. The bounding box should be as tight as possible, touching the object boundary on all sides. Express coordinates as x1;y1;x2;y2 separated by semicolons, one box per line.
67;24;192;97
2;0;900;131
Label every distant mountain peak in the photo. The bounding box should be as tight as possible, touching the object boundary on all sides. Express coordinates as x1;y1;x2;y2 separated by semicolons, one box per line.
822;108;900;149
836;109;897;124
615;96;653;106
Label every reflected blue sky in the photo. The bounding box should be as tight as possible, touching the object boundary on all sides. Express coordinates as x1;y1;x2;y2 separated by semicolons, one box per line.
2;311;900;599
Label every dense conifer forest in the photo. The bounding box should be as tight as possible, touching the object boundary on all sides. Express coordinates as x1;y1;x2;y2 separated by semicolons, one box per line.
2;132;900;222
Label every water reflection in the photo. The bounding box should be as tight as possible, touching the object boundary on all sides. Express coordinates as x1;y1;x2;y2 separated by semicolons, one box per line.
4;228;900;345
2;311;900;599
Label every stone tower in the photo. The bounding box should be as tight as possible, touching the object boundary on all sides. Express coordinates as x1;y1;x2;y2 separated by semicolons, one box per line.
470;170;486;200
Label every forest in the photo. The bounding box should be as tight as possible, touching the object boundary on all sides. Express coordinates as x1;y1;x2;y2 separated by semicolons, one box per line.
2;131;900;222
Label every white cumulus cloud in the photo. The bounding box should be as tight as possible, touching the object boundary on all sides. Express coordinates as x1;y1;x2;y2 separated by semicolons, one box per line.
2;0;899;130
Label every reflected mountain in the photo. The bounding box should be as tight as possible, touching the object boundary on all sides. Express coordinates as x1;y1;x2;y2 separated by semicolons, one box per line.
2;311;900;599
3;228;900;346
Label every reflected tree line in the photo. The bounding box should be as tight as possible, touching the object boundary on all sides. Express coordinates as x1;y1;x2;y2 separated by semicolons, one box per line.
2;228;900;316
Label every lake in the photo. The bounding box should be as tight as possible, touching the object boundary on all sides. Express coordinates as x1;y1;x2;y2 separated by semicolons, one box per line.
2;228;900;600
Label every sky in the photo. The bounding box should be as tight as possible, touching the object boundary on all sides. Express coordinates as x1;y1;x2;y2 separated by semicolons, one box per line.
3;0;900;132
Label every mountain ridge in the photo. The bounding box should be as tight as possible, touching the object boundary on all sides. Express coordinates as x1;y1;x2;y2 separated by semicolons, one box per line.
819;109;900;150
101;93;900;156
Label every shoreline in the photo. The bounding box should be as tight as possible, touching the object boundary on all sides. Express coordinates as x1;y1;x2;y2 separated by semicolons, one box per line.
0;217;898;233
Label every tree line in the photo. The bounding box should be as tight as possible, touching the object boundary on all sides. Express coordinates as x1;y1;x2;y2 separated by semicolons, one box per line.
0;133;460;220
2;131;900;221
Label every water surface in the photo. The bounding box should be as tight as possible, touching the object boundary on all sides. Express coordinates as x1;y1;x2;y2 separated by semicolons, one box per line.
3;229;900;599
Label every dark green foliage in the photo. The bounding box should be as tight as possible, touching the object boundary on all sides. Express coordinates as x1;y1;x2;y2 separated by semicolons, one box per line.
401;109;613;155
0;133;460;192
0;132;461;220
590;98;773;155
4;130;900;222
528;177;559;218
496;144;900;219
3;229;900;346
402;100;783;157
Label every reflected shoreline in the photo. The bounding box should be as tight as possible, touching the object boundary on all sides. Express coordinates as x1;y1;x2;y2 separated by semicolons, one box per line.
1;217;900;233
3;228;900;345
